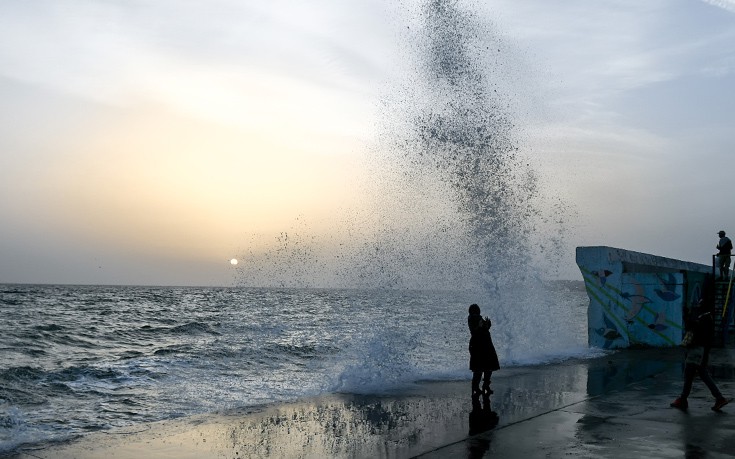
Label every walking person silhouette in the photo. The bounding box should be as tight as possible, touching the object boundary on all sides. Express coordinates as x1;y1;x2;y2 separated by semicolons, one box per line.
671;299;730;412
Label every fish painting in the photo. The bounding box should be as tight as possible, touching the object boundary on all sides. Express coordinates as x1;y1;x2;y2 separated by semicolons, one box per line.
647;310;668;331
595;312;623;348
591;269;614;286
654;273;681;301
621;280;653;323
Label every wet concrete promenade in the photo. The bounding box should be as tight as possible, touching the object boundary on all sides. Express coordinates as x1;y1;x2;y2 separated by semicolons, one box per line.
12;348;735;459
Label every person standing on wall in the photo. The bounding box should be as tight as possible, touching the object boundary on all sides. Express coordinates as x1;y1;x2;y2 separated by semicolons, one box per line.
716;230;732;280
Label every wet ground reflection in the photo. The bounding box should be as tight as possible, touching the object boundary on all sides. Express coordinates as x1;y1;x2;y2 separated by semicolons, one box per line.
466;394;499;458
18;349;735;459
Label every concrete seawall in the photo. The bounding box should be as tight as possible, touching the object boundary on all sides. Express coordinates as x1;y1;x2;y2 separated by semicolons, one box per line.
576;246;712;349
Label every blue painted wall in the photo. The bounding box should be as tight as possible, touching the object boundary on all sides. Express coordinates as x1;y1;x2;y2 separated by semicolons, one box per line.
577;247;710;349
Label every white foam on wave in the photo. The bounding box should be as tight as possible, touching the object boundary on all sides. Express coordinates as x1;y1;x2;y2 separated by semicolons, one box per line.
319;281;599;395
327;330;425;393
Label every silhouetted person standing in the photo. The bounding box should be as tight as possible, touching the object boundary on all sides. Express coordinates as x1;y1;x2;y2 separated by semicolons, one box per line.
467;303;500;396
717;230;732;280
671;300;730;412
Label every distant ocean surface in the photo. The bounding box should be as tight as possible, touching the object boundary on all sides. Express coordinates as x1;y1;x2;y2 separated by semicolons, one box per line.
0;283;595;455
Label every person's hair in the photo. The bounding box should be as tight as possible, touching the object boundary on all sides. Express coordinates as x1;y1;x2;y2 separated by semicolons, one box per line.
468;303;480;314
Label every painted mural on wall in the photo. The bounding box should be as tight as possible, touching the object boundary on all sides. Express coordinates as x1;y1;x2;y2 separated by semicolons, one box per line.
582;268;684;348
577;247;710;349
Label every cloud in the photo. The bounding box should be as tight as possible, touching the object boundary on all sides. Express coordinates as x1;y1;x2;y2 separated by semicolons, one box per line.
0;0;396;130
700;0;735;13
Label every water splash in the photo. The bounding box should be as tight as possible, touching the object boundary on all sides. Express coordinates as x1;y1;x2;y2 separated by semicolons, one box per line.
379;0;540;289
233;0;571;293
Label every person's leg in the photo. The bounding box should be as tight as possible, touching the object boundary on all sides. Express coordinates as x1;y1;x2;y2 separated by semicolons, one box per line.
725;256;731;278
698;366;724;399
717;255;722;279
681;364;697;399
719;256;728;279
482;371;493;394
472;371;482;394
672;363;698;409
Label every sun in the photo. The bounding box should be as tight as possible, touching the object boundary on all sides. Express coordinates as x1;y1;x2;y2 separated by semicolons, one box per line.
230;258;238;265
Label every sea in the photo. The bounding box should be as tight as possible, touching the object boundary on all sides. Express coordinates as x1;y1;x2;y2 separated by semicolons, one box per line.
2;1;602;455
0;281;596;455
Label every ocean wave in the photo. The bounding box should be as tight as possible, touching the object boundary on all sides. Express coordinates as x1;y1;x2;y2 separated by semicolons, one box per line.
153;344;194;356
33;324;64;332
138;321;219;336
170;322;220;335
263;342;341;360
0;283;592;457
0;366;44;383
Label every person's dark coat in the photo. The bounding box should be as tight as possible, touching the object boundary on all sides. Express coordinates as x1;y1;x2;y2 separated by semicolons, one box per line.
685;307;715;348
684;306;715;366
693;311;714;348
468;312;500;372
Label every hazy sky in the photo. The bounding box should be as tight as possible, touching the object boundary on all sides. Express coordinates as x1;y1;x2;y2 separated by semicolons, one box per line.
1;0;734;286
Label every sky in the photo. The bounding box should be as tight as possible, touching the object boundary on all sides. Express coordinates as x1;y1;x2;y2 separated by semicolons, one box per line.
1;0;734;286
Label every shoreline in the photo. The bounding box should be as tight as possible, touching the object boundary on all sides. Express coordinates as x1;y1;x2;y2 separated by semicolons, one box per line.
11;347;734;458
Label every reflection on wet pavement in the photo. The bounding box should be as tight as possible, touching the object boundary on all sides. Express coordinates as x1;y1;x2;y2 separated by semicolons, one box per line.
17;348;735;459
